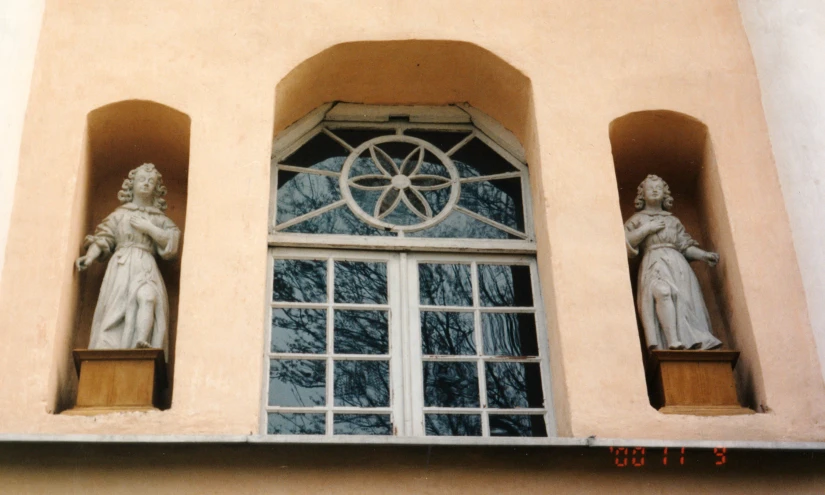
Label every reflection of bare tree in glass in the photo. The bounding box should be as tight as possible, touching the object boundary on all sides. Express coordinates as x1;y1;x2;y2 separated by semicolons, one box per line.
481;313;539;357
272;259;326;303
270;360;326;406
334;261;388;304
479;265;515;307
482;313;520;356
334;361;390;408
421;312;475;355
268;413;324;435
424;362;479;407
485;363;543;409
334;414;392;435
335;311;389;354
419;264;472;306
458;179;521;230
479;265;533;307
277;165;340;223
279;165;391;236
489;415;545;437
425;414;481;436
272;308;326;354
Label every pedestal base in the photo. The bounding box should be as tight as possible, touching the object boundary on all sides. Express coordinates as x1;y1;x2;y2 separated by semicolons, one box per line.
63;349;166;416
651;350;754;416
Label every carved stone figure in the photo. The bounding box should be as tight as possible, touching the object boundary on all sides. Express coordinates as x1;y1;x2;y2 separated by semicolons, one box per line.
624;175;722;350
76;163;180;352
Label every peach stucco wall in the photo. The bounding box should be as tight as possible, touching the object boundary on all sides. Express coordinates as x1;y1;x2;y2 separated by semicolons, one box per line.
0;0;823;443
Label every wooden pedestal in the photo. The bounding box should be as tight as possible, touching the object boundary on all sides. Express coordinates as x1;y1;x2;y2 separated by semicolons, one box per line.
63;349;166;416
651;350;754;416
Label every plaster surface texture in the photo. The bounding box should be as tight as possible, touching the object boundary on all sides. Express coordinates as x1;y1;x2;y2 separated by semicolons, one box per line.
0;0;45;287
739;0;825;381
0;0;823;443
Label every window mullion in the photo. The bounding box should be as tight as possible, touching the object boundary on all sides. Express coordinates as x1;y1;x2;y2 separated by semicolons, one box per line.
472;261;490;437
325;256;334;436
407;255;425;436
389;254;408;436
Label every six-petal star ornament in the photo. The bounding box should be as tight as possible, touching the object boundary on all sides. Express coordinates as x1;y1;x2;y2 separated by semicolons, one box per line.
340;135;460;232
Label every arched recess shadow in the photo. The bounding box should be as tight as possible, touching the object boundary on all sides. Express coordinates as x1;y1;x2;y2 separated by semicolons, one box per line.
51;100;190;412
273;40;532;146
272;40;572;434
610;110;763;410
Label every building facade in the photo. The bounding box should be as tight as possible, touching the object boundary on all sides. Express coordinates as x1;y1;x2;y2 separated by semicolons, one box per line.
1;0;824;492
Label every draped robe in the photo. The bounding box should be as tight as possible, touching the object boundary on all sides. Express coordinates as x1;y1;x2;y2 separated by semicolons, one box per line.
625;211;722;350
85;203;180;353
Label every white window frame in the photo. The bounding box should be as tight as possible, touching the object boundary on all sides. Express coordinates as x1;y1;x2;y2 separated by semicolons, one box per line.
263;104;556;443
268;103;536;254
262;248;556;439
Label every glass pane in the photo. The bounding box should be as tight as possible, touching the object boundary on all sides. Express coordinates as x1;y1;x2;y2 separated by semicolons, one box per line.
282;204;395;236
281;131;348;169
382;201;420;226
451;137;518;178
403;130;472;152
421;311;475;355
350;154;384;177
272;259;327;303
334;310;388;355
334;414;392;435
481;313;538;357
419;188;451;216
334;261;388;304
458;178;524;232
485;362;544;409
407;211;511;239
271;308;326;354
418;263;472;306
334;361;390;407
268;360;326;407
419;153;450;178
267;413;325;435
276;170;341;225
425;414;482;436
478;264;533;307
423;362;479;407
350;188;383;217
489;415;548;437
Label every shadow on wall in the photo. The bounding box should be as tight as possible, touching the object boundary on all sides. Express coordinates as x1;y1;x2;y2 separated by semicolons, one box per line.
273;40;533;145
609;110;763;411
49;100;190;412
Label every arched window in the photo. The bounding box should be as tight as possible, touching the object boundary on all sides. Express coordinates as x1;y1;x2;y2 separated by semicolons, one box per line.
264;104;553;439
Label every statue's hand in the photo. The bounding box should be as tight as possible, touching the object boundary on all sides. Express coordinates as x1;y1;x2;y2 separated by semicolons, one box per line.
647;218;666;234
130;217;156;236
705;252;720;267
75;255;91;272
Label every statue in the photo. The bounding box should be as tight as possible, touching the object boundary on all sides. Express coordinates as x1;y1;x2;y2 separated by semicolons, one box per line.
76;163;180;352
624;175;722;350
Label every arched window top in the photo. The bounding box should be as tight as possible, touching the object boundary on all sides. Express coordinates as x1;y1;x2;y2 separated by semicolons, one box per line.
270;103;534;252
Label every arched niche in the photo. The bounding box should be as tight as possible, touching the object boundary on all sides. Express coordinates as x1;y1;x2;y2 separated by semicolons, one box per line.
273;40;532;147
52;100;190;412
610;110;761;410
271;40;574;434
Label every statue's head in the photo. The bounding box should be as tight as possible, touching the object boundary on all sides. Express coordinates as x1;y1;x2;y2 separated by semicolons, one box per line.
117;163;168;210
634;174;673;211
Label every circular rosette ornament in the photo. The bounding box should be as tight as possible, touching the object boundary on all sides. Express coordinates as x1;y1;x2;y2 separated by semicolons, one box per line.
340;135;460;232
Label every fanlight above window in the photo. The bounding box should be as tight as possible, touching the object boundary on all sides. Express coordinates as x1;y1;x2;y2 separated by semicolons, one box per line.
270;104;533;247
